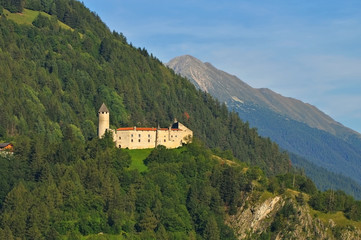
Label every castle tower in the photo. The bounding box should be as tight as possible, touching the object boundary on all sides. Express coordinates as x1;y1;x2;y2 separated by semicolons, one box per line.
98;103;109;138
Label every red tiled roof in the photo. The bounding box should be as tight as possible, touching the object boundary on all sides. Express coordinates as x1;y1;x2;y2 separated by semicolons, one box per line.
116;127;182;131
137;127;157;131
117;127;134;131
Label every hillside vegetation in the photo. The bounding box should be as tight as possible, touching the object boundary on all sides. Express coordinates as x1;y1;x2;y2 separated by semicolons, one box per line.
1;1;361;239
2;134;361;239
0;0;290;176
3;8;73;30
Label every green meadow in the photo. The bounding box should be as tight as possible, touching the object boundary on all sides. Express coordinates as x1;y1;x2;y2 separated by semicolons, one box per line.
3;8;73;31
125;148;152;172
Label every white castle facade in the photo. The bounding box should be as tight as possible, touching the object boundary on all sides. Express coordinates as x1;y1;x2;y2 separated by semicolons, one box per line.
98;103;193;149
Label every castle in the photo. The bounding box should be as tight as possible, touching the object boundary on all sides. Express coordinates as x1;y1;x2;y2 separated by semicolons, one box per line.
98;103;193;149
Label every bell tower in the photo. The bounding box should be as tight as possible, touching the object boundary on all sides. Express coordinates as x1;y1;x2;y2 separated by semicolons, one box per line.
98;103;109;138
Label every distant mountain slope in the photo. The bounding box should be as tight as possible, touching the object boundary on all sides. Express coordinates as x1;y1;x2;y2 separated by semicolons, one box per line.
289;151;361;199
167;55;361;191
168;55;360;138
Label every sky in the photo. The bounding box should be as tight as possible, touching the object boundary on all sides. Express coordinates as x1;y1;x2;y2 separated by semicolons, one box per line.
82;0;361;134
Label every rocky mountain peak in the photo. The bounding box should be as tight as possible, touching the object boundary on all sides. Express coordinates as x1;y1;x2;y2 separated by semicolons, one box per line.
167;55;357;136
167;54;361;190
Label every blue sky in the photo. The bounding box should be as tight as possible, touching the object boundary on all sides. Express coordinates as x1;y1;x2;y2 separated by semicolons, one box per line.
82;0;361;134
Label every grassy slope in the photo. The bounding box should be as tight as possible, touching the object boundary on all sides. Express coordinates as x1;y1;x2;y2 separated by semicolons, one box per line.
125;149;152;172
286;189;361;230
310;209;361;229
3;8;72;31
125;147;187;172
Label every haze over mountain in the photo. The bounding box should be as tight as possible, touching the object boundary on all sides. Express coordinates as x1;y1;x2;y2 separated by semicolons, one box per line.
168;55;361;189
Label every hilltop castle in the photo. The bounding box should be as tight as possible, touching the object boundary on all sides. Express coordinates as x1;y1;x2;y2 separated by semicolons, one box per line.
98;103;193;149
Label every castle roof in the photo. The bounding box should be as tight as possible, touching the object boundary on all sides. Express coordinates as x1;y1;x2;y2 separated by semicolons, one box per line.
117;127;182;131
117;127;135;131
98;103;109;113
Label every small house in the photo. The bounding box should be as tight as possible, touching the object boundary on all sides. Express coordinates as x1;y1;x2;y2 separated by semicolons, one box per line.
0;143;14;152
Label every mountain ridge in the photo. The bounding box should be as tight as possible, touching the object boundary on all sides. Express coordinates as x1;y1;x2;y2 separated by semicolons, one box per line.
167;55;361;191
168;55;360;138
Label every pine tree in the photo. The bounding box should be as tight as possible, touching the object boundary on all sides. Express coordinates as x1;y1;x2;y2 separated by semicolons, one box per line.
1;182;31;238
204;215;220;240
156;224;169;240
139;207;158;232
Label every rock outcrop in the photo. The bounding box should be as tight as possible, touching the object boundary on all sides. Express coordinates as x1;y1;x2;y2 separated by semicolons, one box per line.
226;192;361;239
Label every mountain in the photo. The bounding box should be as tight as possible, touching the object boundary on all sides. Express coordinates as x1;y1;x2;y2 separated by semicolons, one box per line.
167;55;361;193
168;55;361;138
0;0;288;238
1;1;361;239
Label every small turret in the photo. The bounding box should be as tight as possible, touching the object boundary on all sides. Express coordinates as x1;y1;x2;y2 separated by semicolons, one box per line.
98;103;109;138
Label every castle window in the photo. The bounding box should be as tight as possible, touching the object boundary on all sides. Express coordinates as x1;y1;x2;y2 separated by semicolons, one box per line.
119;136;121;140
175;135;177;138
148;134;150;138
164;139;166;142
139;134;141;137
138;139;141;142
148;139;150;142
131;134;133;137
119;145;121;148
131;139;133;142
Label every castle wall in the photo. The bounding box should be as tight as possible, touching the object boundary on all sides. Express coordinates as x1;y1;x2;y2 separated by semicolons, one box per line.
98;103;192;149
114;126;193;149
157;129;185;148
177;122;193;143
115;128;157;149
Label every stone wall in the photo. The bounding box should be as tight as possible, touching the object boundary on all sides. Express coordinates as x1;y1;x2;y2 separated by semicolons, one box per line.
114;126;192;149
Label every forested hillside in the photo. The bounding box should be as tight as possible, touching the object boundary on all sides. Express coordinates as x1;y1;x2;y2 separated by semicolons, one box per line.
0;0;289;175
234;102;361;198
1;1;361;239
290;152;361;199
231;101;361;185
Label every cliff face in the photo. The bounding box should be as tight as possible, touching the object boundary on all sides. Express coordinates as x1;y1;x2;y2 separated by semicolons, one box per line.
226;192;361;240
